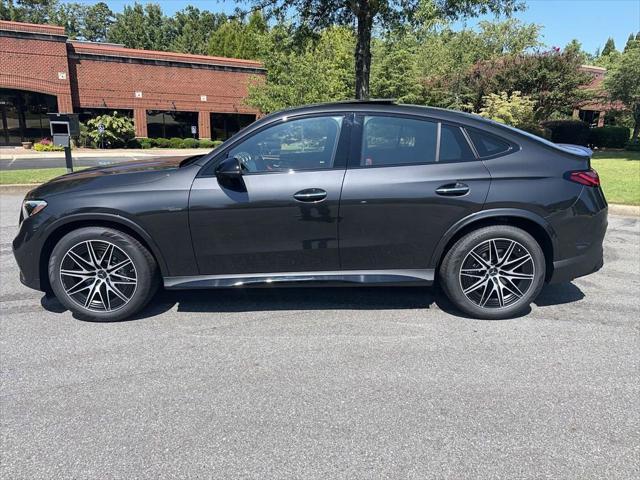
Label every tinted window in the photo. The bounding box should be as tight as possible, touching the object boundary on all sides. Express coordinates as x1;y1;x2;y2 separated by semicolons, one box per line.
227;116;343;173
467;128;512;157
439;125;475;162
361;116;437;166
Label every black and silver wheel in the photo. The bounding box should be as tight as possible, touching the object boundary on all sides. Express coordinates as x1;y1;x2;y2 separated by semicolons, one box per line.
440;225;546;319
49;227;158;321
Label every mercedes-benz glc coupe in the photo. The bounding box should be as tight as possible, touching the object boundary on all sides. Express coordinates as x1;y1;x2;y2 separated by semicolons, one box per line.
13;100;607;321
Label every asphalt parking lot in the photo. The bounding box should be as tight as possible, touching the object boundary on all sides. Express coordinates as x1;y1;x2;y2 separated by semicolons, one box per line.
1;189;639;479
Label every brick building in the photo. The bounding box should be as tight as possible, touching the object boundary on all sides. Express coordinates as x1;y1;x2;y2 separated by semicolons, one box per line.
0;20;264;145
573;65;623;128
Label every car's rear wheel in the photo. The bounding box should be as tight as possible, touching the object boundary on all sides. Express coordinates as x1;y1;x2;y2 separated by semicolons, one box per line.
48;227;158;322
439;225;545;319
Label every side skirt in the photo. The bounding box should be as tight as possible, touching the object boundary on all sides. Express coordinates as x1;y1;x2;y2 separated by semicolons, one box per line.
164;269;434;290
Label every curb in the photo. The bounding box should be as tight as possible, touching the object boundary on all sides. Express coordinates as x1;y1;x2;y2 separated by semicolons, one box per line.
1;183;638;217
608;204;640;217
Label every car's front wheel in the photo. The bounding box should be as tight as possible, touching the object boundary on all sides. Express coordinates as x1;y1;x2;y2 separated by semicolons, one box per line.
439;225;546;319
48;227;158;322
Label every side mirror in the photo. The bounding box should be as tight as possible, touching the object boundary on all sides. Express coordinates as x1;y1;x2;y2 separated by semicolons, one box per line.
215;156;245;190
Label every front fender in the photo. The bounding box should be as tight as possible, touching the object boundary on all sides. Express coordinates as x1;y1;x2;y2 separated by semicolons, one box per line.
43;212;170;277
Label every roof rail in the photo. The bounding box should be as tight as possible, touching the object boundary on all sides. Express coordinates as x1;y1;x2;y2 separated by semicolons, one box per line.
329;98;397;104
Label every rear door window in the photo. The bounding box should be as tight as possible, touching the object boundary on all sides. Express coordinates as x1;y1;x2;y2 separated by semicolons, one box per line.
439;125;475;163
361;116;437;167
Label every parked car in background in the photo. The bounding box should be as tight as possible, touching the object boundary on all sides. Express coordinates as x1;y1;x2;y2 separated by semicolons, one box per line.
13;100;607;321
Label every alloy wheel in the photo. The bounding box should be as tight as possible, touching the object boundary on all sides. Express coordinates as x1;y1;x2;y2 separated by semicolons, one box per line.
59;240;138;312
458;238;535;309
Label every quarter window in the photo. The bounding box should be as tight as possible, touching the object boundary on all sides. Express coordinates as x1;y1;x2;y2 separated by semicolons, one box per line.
466;128;512;158
361;116;437;166
227;116;343;173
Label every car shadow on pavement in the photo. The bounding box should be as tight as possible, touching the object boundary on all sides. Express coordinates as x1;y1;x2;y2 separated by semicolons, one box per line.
40;282;585;322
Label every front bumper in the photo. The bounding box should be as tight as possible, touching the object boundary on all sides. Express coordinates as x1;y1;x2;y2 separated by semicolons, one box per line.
13;214;50;292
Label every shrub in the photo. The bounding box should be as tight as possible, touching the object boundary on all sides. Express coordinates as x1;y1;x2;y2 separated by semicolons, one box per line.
138;138;154;149
212;140;223;148
477;91;537;131
588;126;630;148
154;138;171;148
126;138;141;149
626;139;640;151
198;139;217;148
181;138;199;149
85;113;135;148
33;138;64;151
169;137;184;149
542;120;590;146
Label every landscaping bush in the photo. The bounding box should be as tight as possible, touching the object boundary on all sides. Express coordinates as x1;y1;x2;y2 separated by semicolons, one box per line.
169;137;184;149
588;126;631;148
153;138;171;148
542;120;590;146
626;139;640;151
198;139;215;148
138;138;154;149
85;113;135;148
125;138;141;149
212;140;223;148
33;138;64;152
181;138;199;149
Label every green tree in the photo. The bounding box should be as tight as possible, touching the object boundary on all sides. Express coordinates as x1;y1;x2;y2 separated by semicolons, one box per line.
248;0;521;99
208;11;268;60
564;39;588;64
370;31;423;103
2;0;58;23
51;1;84;38
81;2;114;42
476;18;541;56
605;46;640;139
247;25;355;112
601;37;617;56
466;48;591;120
169;6;225;55
107;2;172;51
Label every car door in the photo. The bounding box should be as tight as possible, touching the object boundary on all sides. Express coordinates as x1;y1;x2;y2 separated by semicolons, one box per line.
189;114;350;275
339;114;491;271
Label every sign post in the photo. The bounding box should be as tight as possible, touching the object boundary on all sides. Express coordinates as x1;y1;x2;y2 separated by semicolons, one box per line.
98;122;105;149
48;113;80;173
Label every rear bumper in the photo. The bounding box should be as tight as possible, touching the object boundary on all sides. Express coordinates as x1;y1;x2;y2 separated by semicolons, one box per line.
548;190;607;284
549;239;604;284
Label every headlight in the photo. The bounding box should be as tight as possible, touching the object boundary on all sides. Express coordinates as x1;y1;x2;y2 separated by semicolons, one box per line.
22;199;47;219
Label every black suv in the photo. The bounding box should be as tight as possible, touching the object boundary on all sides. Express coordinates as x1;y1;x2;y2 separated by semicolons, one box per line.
13;101;607;321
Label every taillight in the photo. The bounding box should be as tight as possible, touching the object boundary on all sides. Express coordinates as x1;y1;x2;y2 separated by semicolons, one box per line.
569;169;600;187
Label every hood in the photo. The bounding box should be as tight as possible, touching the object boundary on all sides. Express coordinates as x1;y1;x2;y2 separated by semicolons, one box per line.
27;155;198;199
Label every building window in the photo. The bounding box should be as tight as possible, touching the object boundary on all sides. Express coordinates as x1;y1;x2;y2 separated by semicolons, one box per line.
147;110;199;139
77;108;133;123
0;89;57;145
210;113;256;141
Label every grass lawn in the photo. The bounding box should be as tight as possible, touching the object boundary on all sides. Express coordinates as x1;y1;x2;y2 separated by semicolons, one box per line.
592;151;640;206
1;151;639;206
0;167;86;185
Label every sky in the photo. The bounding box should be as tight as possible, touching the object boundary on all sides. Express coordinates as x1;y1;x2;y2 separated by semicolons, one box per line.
84;0;640;55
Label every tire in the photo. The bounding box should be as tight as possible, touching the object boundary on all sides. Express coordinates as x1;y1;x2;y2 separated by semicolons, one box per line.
439;225;546;320
48;227;158;322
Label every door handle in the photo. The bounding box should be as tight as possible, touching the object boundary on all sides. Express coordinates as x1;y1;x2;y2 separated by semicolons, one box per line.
435;182;469;196
293;188;327;202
